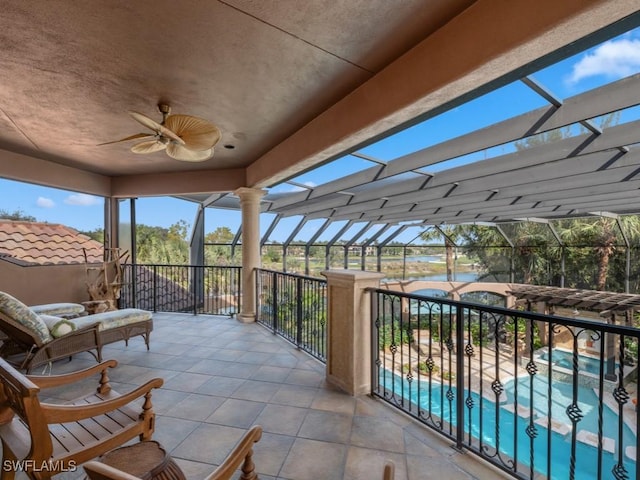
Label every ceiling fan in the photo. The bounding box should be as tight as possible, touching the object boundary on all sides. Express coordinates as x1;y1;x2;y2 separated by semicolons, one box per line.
101;104;221;162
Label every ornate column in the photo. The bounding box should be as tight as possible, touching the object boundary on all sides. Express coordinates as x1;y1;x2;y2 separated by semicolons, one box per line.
235;187;266;323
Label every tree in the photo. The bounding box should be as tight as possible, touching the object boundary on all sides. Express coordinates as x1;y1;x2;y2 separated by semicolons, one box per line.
205;226;236;264
136;222;189;264
0;209;36;222
205;226;235;243
79;228;104;243
451;214;640;292
454;222;560;285
556;215;640;291
514;126;570;151
419;226;464;281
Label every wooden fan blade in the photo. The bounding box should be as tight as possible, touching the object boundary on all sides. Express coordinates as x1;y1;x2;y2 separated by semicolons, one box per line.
97;133;152;146
131;140;166;154
166;143;213;162
128;111;185;145
128;111;163;131
164;114;221;151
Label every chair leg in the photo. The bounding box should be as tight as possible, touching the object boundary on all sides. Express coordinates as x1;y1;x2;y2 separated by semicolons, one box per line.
1;443;17;480
139;391;156;441
239;448;257;480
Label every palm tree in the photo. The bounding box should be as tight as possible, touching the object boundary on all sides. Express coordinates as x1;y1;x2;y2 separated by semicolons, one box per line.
419;226;464;281
454;222;559;285
557;215;640;291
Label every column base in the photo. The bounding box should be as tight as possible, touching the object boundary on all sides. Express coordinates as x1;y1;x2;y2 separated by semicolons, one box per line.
236;313;256;324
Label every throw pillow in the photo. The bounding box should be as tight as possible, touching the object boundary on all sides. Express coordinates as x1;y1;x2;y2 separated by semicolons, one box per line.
40;314;77;338
0;291;53;344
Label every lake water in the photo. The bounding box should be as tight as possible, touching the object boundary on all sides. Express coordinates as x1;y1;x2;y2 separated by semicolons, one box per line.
380;255;444;263
377;254;481;282
408;272;479;282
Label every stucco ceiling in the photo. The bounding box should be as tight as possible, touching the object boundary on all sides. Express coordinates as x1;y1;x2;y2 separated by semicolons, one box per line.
0;0;474;176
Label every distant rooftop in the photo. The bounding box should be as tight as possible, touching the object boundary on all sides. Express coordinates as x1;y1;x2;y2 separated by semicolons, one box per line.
0;220;103;265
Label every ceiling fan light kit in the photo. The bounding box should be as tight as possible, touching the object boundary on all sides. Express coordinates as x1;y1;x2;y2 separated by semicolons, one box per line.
101;104;221;162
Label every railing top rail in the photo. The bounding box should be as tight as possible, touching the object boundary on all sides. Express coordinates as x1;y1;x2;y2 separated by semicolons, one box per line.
257;268;327;284
370;286;640;338
124;263;241;269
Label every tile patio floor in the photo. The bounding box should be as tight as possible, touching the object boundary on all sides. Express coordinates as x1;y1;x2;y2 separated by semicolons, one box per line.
40;313;509;480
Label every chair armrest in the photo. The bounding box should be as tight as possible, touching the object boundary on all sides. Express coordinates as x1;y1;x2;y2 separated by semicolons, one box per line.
40;377;163;424
83;461;140;480
205;425;263;480
28;359;118;389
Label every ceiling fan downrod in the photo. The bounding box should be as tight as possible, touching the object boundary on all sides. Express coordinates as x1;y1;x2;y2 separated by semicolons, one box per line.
158;104;171;124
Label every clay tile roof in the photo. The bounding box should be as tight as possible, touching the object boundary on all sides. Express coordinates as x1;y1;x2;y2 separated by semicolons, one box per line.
0;220;103;265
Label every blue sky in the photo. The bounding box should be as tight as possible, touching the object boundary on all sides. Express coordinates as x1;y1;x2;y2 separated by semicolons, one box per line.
2;27;640;243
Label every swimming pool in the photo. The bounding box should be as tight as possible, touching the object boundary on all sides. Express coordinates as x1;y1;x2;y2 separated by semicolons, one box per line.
538;348;616;375
379;370;636;479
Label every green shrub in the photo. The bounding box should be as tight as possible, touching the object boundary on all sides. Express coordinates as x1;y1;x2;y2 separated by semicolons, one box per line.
378;320;413;349
417;361;439;375
441;370;456;381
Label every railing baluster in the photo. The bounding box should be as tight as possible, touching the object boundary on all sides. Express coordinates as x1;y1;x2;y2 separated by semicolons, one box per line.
370;289;380;395
296;277;303;348
272;271;278;334
455;303;464;450
152;265;157;312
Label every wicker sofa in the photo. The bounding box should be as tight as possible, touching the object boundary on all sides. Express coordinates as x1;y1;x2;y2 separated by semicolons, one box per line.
0;291;153;373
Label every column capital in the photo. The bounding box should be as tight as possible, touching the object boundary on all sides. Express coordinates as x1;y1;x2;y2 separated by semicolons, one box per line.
234;187;267;203
322;269;385;285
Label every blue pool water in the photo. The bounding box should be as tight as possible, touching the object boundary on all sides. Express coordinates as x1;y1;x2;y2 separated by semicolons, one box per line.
380;371;636;479
538;348;617;375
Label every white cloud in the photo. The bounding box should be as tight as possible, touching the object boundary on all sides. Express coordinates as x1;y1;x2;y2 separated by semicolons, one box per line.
64;193;101;206
36;197;55;208
566;38;640;84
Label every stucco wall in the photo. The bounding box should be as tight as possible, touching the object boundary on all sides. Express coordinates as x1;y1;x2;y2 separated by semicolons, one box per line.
381;280;517;308
0;260;93;305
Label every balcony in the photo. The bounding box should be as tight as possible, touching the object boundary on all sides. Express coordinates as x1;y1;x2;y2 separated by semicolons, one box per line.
3;4;640;480
41;311;506;480
0;264;624;479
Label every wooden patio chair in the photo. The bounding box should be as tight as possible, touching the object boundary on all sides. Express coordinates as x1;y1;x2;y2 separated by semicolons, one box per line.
83;426;263;480
0;358;163;480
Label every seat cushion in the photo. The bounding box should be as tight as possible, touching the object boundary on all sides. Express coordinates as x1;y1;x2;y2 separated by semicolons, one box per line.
71;308;152;331
30;302;85;318
0;291;53;344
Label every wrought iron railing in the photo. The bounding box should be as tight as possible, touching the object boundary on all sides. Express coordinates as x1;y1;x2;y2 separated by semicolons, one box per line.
370;288;640;480
120;264;241;315
256;269;327;362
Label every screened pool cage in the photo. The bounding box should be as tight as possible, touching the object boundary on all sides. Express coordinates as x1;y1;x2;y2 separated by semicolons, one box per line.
120;56;640;297
195;214;640;295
